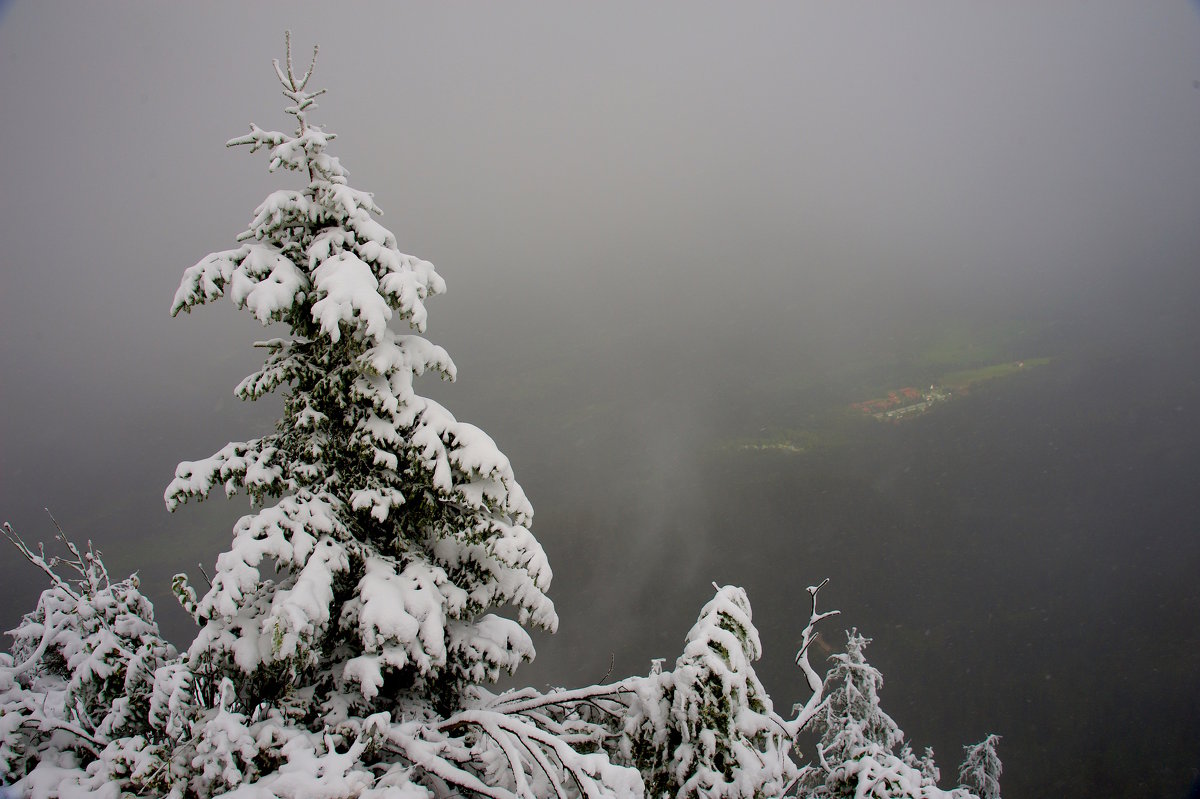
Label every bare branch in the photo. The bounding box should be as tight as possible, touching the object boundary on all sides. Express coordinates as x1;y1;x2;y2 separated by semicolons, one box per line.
476;718;535;799
283;29;295;88
2;521;79;598
32;715;104;754
597;652;614;685
297;43;319;91
513;731;569;799
272;57;289;92
385;727;519;799
483;678;637;716
785;577;840;737
197;562;213;589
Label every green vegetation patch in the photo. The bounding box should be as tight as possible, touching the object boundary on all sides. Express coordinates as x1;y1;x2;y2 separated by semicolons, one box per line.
940;357;1050;389
909;319;1051;371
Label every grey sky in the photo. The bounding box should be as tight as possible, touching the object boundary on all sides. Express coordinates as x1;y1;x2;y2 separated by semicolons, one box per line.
3;6;1200;791
2;0;1197;615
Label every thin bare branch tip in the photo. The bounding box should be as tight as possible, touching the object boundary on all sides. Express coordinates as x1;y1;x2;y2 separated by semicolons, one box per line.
1;523;29;557
598;652;614;685
298;43;319;91
284;30;294;82
45;507;65;536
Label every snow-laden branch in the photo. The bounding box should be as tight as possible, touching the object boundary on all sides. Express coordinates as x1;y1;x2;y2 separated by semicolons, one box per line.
482;679;639;717
403;704;644;799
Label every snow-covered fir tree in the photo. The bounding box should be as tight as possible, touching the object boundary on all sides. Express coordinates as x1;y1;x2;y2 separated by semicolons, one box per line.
608;585;799;799
808;630;905;774
166;33;556;724
958;735;1002;799
658;586;796;798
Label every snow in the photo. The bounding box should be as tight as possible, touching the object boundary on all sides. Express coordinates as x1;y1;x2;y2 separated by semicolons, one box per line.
173;242;308;324
310;251;393;344
349;485;406;521
165;439;286;510
447;615;534;684
262;536;349;661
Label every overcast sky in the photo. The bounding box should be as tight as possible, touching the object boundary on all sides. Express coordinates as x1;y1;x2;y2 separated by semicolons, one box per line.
3;1;1200;735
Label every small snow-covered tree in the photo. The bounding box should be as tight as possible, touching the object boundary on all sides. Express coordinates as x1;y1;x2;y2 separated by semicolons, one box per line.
958;734;1002;799
797;631;978;799
591;581;838;799
166;33;556;726
810;630;904;771
610;585;796;799
0;521;180;793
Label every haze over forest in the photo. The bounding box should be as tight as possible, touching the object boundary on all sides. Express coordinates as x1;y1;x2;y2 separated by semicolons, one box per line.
2;4;1200;797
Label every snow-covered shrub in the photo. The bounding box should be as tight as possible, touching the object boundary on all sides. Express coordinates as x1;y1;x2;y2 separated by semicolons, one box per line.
808;631;905;772
796;630;993;799
0;522;178;790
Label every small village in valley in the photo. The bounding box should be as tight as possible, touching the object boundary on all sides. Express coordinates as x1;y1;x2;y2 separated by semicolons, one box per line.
850;359;1048;423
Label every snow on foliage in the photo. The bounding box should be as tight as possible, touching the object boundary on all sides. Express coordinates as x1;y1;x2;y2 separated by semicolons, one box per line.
958;735;1002;799
0;33;1004;799
797;631;996;799
0;521;178;793
609;585;799;798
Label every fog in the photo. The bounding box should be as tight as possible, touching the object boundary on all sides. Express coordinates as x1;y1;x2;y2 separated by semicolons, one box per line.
3;4;1200;797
